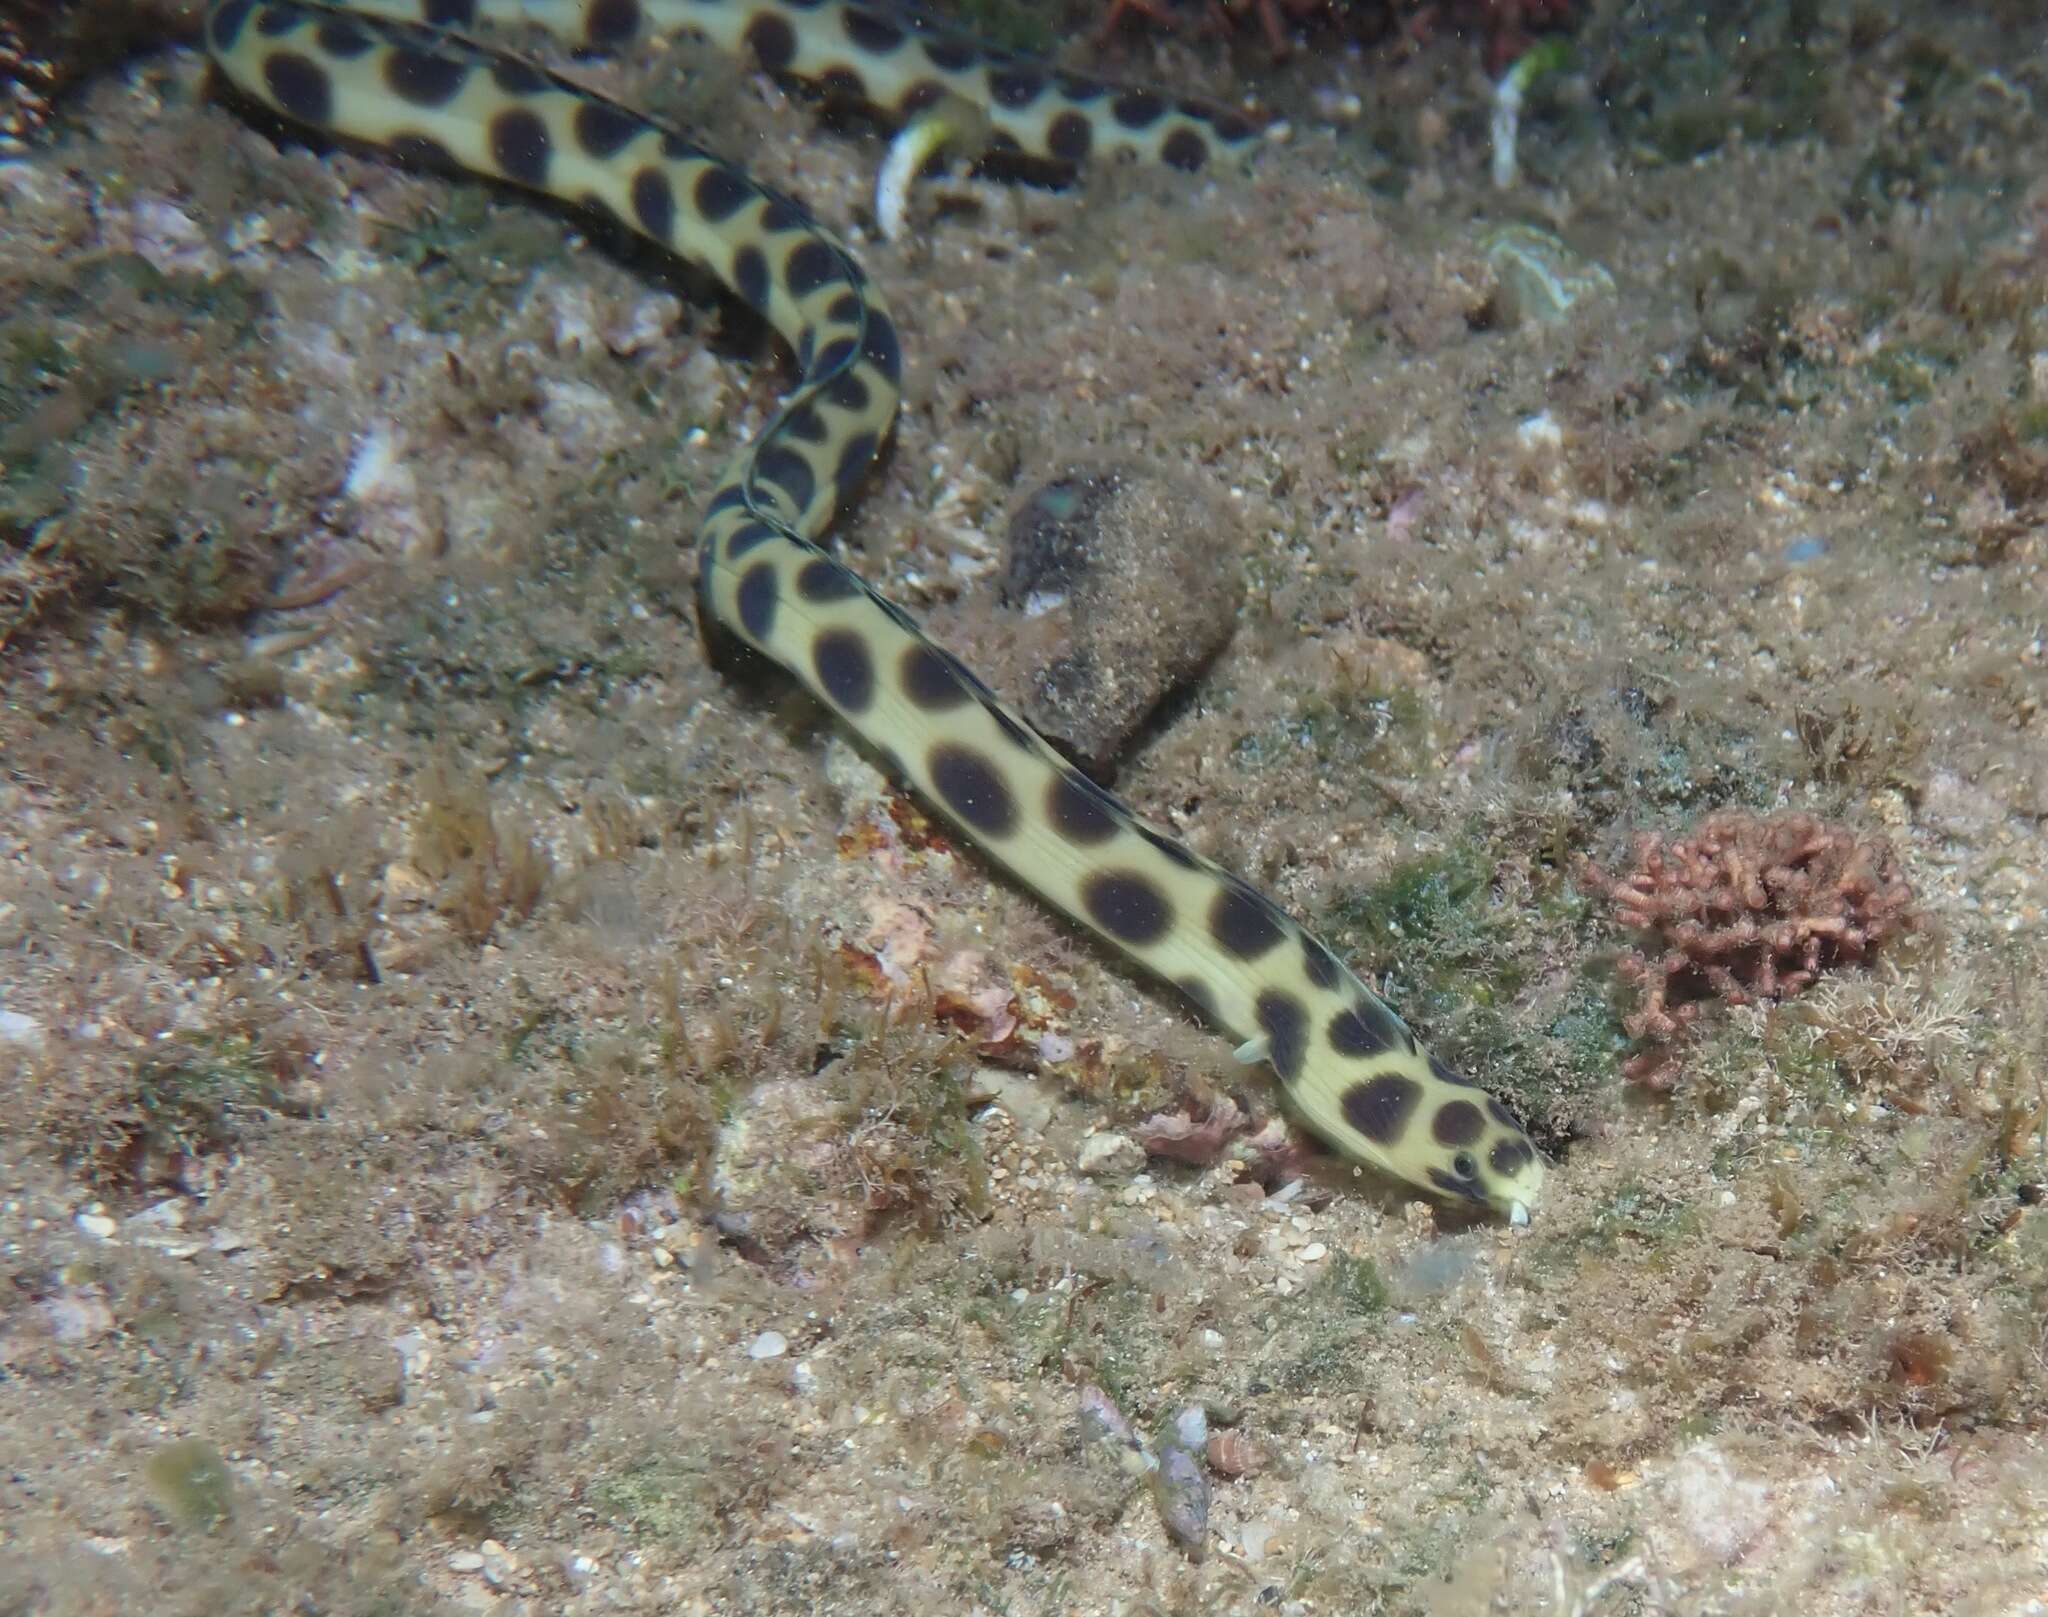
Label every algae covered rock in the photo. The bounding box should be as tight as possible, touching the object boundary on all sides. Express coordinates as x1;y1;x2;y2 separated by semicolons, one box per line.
991;464;1244;779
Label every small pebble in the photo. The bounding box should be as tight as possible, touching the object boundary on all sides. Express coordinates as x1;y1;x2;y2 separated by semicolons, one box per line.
478;1539;516;1586
143;1437;234;1529
974;1068;1054;1135
75;1212;117;1241
1298;1242;1328;1263
1480;223;1616;325
747;1330;788;1360
991;464;1245;776
126;1199;186;1230
42;1293;114;1345
1077;1131;1146;1177
1393;1238;1478;1299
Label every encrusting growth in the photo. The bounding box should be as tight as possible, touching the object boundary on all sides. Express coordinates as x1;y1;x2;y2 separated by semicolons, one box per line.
1582;809;1917;1087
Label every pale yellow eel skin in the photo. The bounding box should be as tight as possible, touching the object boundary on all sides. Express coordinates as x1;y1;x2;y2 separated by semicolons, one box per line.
201;0;1546;1221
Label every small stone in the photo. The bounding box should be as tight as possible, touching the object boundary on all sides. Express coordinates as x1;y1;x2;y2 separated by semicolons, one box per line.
75;1212;117;1241
972;1068;1054;1136
1479;223;1616;326
1076;1131;1146;1177
449;1549;485;1573
127;198;219;277
381;860;435;904
562;1552;599;1590
747;1330;788;1360
1238;1519;1277;1561
392;1329;431;1385
1921;768;2005;839
143;1437;235;1530
478;1539;516;1585
1298;1242;1328;1263
932;464;1243;778
42;1292;114;1345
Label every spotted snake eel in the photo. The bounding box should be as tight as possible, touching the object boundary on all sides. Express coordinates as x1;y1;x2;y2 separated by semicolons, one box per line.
200;0;1547;1221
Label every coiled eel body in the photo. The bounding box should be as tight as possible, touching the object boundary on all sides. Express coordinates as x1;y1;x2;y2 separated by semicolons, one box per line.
201;0;1546;1221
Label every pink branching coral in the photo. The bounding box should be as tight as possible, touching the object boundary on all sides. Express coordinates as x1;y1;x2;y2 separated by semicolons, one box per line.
1582;811;1917;1088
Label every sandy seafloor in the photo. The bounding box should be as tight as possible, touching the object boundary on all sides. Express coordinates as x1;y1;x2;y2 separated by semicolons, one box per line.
5;0;2048;1611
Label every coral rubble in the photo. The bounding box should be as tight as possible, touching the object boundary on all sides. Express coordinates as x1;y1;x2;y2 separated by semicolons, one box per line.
1583;810;1917;1087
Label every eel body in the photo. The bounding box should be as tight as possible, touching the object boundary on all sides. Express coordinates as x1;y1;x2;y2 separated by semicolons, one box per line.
201;0;1547;1221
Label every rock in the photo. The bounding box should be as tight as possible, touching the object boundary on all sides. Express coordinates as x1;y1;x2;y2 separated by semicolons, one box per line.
562;1552;599;1590
1920;767;2006;840
1478;223;1616;327
478;1539;517;1586
143;1437;235;1530
41;1291;114;1345
1668;1444;1775;1565
1076;1131;1146;1177
125;1198;186;1230
943;465;1243;780
972;1068;1054;1136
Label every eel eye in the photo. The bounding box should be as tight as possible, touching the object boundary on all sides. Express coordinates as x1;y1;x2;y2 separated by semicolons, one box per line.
1453;1152;1478;1180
